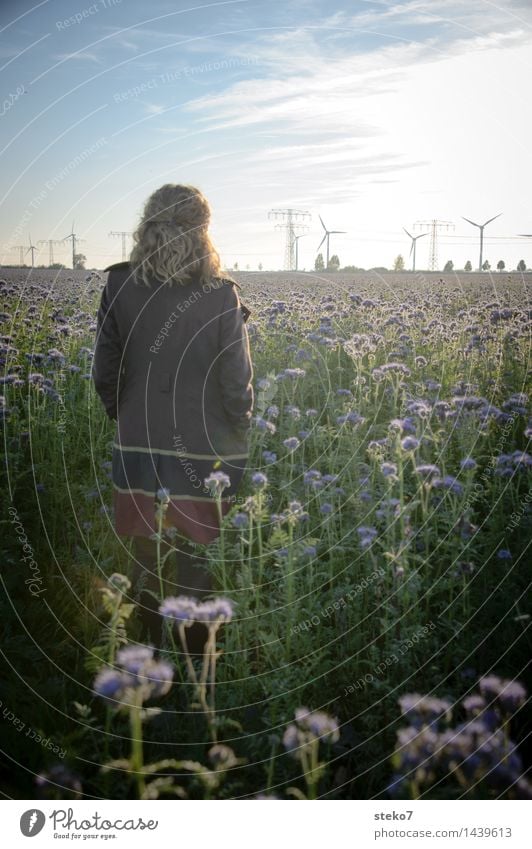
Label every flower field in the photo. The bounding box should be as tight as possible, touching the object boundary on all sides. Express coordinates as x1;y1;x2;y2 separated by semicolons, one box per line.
1;267;531;800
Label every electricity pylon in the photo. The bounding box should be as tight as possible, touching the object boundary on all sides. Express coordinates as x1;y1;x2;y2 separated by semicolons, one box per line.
269;208;311;270
11;245;25;265
109;230;132;261
414;219;454;271
38;239;64;266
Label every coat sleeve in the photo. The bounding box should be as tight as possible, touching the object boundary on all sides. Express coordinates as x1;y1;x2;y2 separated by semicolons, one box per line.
92;277;123;421
218;284;254;429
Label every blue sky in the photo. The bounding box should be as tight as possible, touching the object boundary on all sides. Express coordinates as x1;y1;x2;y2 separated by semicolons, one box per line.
1;0;531;271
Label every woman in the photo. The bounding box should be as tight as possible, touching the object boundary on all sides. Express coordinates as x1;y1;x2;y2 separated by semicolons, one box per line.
92;184;253;646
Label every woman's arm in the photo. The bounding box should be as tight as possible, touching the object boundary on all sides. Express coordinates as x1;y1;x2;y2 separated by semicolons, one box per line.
218;284;254;429
91;277;123;421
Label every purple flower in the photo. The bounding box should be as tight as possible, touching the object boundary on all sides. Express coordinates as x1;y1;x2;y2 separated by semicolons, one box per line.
400;436;420;451
93;668;133;701
283;436;300;451
381;462;397;478
398;693;452;728
159;595;199;624
232;512;249;529
357;526;378;548
479;676;526;712
195;597;235;623
389;417;417;435
460;457;477;471
108;573;131;593
431;475;463;496
320;503;333;514
497;549;512;561
251;472;268;489
415;464;441;479
116;645;154;674
204;471;231;495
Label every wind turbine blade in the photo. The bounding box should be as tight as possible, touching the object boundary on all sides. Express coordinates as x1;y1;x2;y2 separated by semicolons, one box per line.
317;234;327;252
462;216;479;228
319;215;326;232
330;230;346;234
409;242;414;257
483;213;502;227
403;227;413;240
518;234;532;237
417;232;428;239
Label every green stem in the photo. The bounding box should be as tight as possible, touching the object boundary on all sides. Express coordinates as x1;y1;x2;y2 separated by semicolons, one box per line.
129;702;146;799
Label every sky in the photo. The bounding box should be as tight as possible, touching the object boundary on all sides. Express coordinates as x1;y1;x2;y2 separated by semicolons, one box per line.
0;0;531;272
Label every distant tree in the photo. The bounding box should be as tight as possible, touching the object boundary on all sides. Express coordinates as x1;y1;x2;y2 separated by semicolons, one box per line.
497;259;505;272
315;253;325;271
482;259;491;271
393;254;405;272
517;259;527;271
341;265;365;272
233;262;239;271
369;266;389;273
327;254;340;271
50;263;66;269
258;262;263;271
73;253;86;269
245;264;250;270
464;260;472;272
443;260;454;272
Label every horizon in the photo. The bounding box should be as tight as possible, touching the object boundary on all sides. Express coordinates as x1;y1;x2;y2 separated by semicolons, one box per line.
1;0;531;271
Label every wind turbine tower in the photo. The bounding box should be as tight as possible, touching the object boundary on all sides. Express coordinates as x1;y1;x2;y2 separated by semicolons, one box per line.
38;239;64;266
109;230;132;261
268;208;311;271
294;234;306;271
414;219;454;271
26;236;38;268
403;228;428;273
317;215;346;268
462;213;502;271
62;221;85;269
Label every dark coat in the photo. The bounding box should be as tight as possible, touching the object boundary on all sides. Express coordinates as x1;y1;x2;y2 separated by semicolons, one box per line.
92;262;253;542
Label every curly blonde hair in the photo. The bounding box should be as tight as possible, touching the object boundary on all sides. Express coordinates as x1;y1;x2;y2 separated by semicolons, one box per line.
129;184;223;286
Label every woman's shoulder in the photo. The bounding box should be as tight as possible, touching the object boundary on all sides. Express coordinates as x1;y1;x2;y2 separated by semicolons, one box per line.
210;273;242;291
104;261;132;275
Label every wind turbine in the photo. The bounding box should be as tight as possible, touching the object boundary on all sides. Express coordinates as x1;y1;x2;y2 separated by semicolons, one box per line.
293;233;306;271
26;235;37;268
403;227;428;273
63;220;85;269
317;215;346;268
461;212;502;271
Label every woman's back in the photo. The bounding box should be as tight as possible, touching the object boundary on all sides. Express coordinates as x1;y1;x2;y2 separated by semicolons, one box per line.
97;261;253;456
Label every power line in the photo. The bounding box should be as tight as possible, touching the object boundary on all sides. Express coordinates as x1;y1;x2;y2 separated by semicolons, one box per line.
414;219;454;271
268;208;311;270
109;231;132;261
